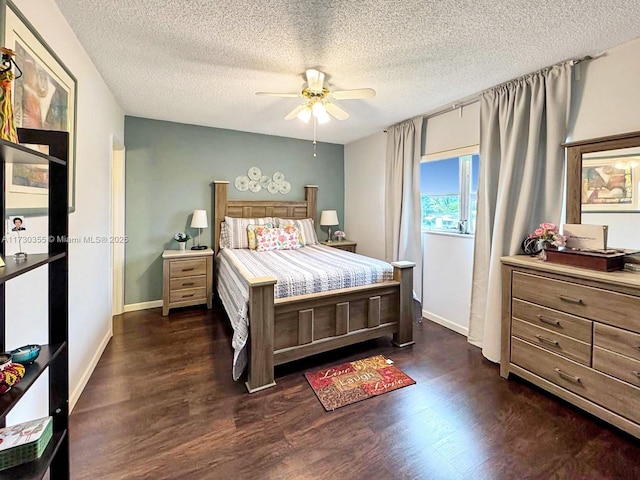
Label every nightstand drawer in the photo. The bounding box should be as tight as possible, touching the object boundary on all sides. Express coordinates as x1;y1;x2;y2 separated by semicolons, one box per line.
170;258;207;278
512;271;640;329
511;318;591;366
512;299;592;343
594;323;640;362
170;275;206;291
170;287;207;303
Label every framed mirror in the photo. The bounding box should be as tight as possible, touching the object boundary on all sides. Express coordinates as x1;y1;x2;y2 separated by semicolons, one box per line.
564;131;640;249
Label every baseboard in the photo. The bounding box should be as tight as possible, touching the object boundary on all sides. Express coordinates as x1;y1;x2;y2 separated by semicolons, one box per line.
69;326;112;413
123;300;163;312
422;309;469;337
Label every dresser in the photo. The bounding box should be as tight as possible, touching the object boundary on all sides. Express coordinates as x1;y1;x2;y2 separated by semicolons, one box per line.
162;248;213;316
320;239;357;253
501;255;640;438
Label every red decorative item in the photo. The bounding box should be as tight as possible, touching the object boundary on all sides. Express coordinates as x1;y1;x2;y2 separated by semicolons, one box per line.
0;47;19;143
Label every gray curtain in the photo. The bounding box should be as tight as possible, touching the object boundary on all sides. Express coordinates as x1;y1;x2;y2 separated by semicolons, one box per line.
385;116;423;301
469;62;573;362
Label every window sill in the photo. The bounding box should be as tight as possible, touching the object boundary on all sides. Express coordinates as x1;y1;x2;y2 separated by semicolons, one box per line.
422;230;475;239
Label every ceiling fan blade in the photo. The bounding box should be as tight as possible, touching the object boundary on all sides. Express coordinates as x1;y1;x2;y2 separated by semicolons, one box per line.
324;102;350;120
331;88;376;100
284;104;308;120
305;69;325;94
256;92;301;98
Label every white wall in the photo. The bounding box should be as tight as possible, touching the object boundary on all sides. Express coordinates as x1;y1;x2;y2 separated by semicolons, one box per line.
6;0;124;423
344;131;386;260
422;233;474;336
569;37;640;249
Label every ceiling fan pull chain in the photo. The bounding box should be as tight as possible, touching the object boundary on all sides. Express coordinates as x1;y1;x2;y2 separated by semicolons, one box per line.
313;117;317;157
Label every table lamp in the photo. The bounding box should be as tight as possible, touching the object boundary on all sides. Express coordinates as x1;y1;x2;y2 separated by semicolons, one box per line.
320;210;339;242
191;209;208;250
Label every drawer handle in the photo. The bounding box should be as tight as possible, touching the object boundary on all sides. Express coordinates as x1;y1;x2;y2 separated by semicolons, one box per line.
182;294;194;298
535;335;560;347
537;315;560;327
559;295;584;305
182;268;195;272
182;282;195;286
554;368;581;384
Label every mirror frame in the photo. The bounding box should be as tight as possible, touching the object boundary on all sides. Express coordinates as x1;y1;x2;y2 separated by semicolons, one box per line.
563;130;640;224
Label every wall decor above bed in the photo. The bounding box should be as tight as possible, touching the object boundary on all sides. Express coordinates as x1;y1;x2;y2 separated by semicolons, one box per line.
235;167;291;195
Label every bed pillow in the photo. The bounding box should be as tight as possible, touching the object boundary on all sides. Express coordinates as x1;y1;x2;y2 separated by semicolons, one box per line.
219;221;231;249
255;226;302;252
224;216;274;249
247;223;275;250
276;218;319;245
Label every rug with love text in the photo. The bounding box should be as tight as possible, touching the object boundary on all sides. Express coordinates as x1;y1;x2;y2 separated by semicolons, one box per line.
304;355;416;411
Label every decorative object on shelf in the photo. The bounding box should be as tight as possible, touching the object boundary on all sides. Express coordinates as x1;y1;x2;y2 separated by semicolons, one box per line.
190;210;208;250
0;255;4;267
5;3;78;214
525;222;566;260
10;344;41;364
173;232;191;251
0;47;20;143
9;215;27;260
0;353;25;394
334;230;346;241
521;236;542;256
0;416;52;472
320;210;339;242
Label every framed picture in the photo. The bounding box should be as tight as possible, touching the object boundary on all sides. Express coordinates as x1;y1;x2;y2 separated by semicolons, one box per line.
581;155;640;212
3;1;77;214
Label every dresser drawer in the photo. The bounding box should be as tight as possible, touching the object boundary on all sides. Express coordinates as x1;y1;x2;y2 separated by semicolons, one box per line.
169;287;207;303
594;323;640;362
593;346;640;388
169;258;207;278
512;337;640;424
170;275;206;291
512;272;640;330
511;318;591;365
512;299;592;344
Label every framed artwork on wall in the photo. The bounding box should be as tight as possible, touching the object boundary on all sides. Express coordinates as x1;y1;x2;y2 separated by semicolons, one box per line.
581;155;639;212
3;1;77;214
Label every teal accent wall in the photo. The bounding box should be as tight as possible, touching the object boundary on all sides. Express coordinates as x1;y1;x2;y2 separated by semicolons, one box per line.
124;116;345;304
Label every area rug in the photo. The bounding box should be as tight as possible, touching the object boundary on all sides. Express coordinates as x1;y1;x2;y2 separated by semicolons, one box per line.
304;355;416;411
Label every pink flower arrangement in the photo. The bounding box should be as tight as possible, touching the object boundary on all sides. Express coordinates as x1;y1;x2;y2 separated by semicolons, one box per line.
528;222;566;247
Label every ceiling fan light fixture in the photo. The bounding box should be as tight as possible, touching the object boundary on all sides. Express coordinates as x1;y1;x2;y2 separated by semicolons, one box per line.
297;106;312;123
316;110;331;124
312;101;327;117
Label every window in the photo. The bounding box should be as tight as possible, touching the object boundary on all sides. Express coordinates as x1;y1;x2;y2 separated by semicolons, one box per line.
420;148;479;234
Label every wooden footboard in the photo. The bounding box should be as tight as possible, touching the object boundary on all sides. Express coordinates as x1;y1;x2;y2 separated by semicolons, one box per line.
245;262;415;393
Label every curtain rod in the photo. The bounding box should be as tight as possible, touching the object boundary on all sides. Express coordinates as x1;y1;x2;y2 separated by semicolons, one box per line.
413;54;596;123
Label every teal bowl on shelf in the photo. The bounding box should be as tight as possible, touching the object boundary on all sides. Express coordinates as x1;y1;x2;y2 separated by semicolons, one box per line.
10;344;41;365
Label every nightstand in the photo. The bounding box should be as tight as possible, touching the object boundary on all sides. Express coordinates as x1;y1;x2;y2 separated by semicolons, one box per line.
162;248;213;316
320;239;357;253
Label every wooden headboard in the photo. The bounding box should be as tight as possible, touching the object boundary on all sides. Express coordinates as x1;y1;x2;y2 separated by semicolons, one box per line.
212;181;318;254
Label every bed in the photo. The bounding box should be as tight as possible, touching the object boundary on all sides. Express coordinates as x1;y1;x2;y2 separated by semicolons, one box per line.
213;181;415;393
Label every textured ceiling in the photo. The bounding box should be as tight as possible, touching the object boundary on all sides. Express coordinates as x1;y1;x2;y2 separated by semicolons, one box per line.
54;0;640;145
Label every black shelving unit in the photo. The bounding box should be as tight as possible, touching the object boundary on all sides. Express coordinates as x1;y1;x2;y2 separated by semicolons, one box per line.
0;129;69;480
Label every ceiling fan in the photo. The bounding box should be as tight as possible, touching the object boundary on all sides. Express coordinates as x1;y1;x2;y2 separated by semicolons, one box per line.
256;68;376;124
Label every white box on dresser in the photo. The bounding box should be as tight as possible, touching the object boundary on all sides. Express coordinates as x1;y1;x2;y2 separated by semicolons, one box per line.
501;255;640;438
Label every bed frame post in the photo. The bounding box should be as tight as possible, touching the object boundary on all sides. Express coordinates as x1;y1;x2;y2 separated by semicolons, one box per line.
246;276;278;393
213;181;229;254
391;261;416;347
304;185;318;222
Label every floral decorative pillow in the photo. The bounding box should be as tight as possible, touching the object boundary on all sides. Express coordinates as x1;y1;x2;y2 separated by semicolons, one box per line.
255;226;302;252
247;223;274;250
275;218;318;245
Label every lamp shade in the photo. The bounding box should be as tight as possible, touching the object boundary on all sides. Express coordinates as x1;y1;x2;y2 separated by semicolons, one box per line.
319;210;339;226
191;210;208;229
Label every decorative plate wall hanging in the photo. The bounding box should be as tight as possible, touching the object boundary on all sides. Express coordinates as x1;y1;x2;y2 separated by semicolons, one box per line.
234;168;291;194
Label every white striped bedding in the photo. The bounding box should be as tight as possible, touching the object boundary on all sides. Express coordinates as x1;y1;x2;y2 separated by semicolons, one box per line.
215;244;394;380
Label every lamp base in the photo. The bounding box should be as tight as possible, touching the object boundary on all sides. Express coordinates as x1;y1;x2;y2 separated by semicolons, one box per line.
191;245;208;250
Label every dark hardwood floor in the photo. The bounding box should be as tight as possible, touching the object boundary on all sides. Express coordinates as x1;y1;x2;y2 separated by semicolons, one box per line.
70;306;639;480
